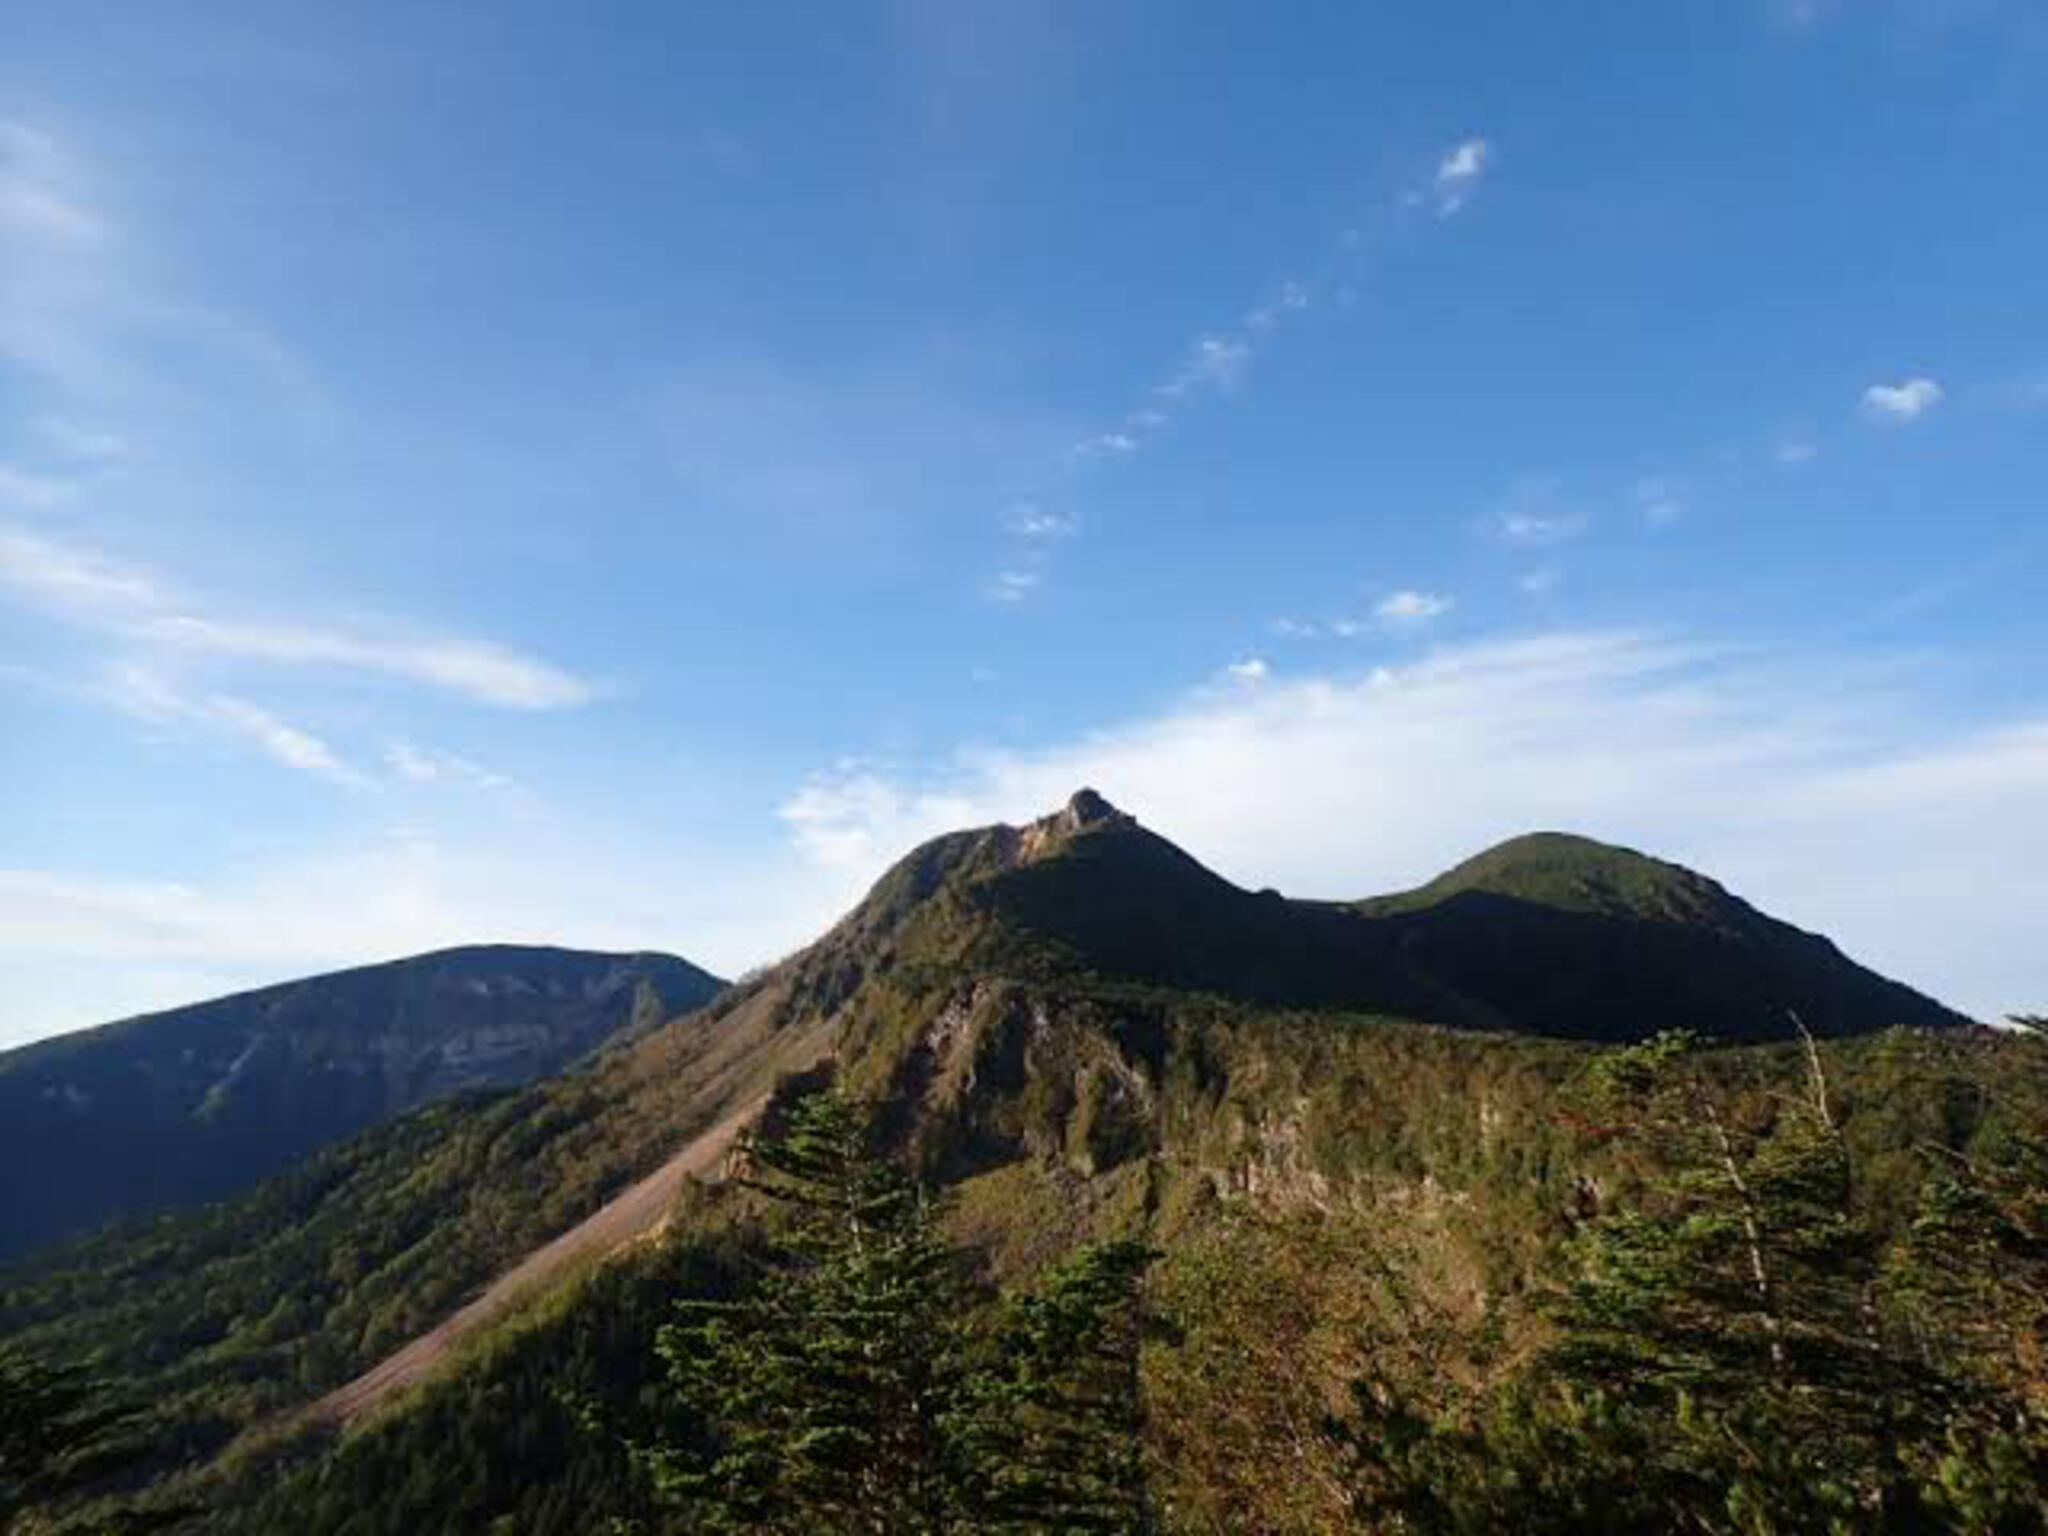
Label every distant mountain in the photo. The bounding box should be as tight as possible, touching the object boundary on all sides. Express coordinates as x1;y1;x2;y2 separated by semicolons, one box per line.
0;945;722;1262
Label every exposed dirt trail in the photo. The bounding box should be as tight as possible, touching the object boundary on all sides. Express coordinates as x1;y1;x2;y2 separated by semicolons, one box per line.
312;1090;766;1423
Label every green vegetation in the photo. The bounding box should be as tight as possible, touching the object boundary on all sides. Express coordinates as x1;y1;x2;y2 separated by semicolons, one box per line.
2;1344;193;1534
637;1089;1153;1533
1338;1029;2048;1532
0;797;2026;1530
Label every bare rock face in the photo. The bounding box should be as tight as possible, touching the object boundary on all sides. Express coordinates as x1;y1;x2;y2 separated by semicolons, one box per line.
1017;787;1133;862
1061;787;1124;829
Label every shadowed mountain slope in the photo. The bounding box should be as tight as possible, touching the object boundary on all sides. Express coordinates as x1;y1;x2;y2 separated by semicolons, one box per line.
919;793;1967;1042
0;945;722;1261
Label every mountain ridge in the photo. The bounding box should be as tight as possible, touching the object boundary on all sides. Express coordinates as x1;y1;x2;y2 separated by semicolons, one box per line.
867;789;1968;1041
0;943;723;1262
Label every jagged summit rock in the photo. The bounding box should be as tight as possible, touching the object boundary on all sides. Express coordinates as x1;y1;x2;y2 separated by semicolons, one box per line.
1061;787;1124;829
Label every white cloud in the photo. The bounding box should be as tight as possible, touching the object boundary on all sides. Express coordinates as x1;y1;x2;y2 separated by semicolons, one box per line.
1635;477;1686;529
1159;335;1251;399
0;522;155;608
1861;377;1944;423
0;465;76;509
1375;589;1454;626
206;695;369;788
1006;503;1078;540
988;568;1041;604
141;616;596;710
1223;657;1270;683
0;120;103;246
100;665;368;790
1270;616;1319;639
1496;510;1588;546
0;523;596;710
1433;138;1490;216
385;738;514;792
1518;565;1563;597
772;630;2047;1020
1488;478;1590;547
1244;281;1311;332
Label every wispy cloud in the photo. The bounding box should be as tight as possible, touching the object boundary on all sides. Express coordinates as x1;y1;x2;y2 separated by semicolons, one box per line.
0;522;156;608
104;664;369;790
206;695;369;788
385;738;514;792
1635;477;1687;529
0;120;104;246
1862;376;1944;423
141;616;595;710
1484;476;1591;547
1005;502;1078;540
1243;281;1310;333
1155;334;1254;402
1222;656;1270;683
1;522;597;713
990;137;1493;601
1375;589;1455;626
1076;430;1140;458
1775;440;1820;464
988;568;1041;604
1431;138;1490;216
0;465;77;510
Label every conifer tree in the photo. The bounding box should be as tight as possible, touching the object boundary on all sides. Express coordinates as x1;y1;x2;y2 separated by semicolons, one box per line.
951;1238;1156;1534
1342;1030;1963;1533
633;1086;1156;1533
640;1089;965;1533
1;1346;191;1534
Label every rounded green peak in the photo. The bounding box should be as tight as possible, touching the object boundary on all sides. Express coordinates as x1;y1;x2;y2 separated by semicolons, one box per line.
1368;831;1742;925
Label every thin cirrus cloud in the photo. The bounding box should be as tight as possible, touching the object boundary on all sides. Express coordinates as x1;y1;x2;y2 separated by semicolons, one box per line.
104;663;370;790
0;520;597;712
385;738;514;793
1861;376;1944;423
0;120;103;245
140;616;595;711
0;464;78;510
993;136;1490;603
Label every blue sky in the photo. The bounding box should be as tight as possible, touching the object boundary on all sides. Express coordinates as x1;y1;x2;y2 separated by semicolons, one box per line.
2;0;2045;1046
